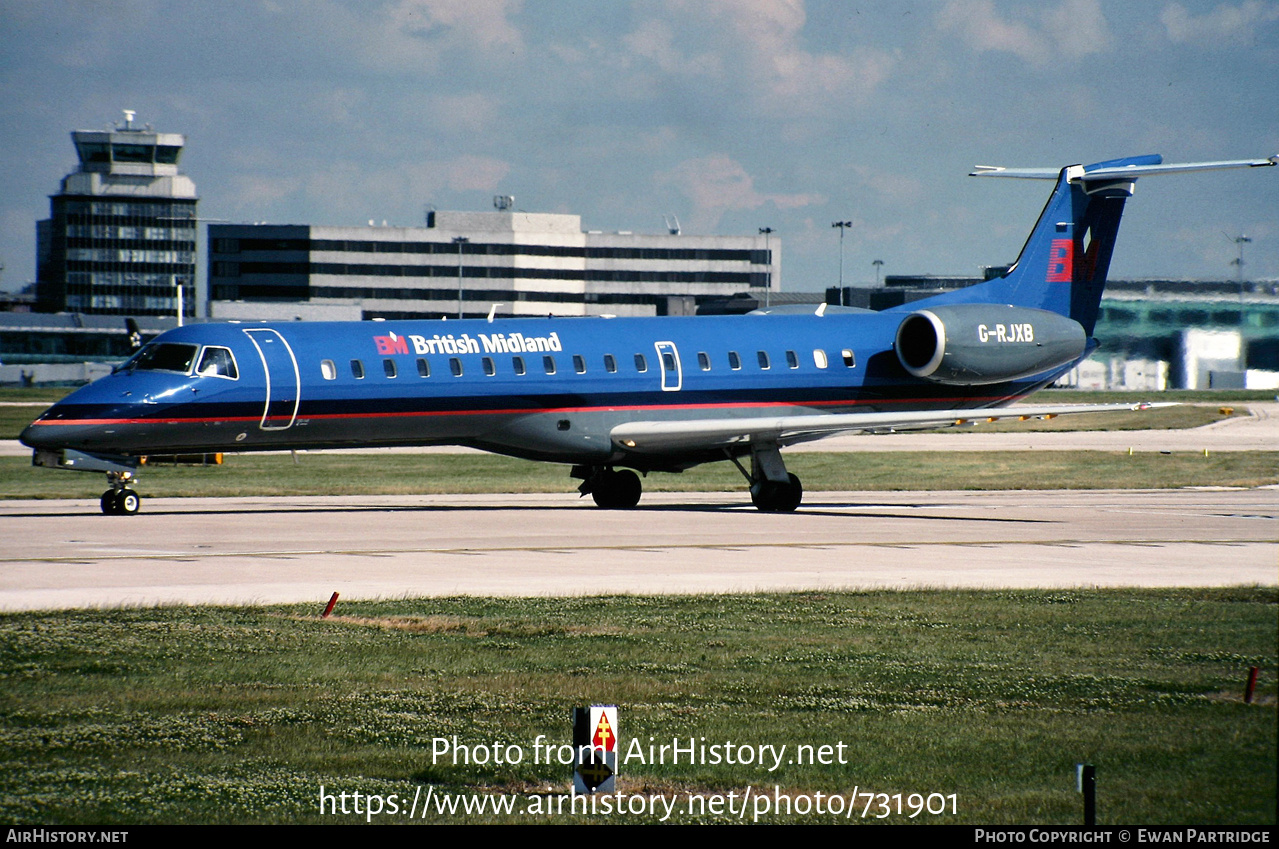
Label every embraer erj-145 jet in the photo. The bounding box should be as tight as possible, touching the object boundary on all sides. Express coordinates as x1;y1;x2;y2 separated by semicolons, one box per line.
21;154;1276;514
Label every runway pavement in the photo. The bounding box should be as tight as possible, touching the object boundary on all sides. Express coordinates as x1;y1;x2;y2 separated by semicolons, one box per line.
3;400;1274;612
0;488;1273;611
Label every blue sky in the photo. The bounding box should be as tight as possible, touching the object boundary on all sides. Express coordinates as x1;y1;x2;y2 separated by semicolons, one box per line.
1;0;1275;296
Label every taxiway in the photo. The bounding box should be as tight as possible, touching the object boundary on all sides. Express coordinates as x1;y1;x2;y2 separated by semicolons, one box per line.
1;488;1273;611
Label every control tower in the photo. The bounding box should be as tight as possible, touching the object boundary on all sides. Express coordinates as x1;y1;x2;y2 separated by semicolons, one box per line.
36;110;198;317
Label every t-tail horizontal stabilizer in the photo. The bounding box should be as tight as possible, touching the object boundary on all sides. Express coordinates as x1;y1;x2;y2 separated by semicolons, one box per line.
971;154;1278;182
913;154;1277;337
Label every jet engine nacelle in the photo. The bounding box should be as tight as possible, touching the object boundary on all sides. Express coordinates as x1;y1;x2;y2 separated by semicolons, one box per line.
894;304;1086;385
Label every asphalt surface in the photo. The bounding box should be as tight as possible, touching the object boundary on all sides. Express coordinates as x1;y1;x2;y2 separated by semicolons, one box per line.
2;400;1274;612
1;488;1273;611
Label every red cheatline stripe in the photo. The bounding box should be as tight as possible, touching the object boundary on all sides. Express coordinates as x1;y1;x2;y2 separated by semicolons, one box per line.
28;394;1014;428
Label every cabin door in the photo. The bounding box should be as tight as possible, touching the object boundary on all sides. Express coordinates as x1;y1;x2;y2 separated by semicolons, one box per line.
654;341;682;392
243;329;300;430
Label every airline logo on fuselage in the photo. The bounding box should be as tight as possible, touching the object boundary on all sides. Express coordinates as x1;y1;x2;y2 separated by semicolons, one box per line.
373;331;563;356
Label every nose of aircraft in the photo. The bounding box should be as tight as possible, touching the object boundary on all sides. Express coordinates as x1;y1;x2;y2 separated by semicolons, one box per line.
18;421;45;449
20;412;69;451
19;393;105;452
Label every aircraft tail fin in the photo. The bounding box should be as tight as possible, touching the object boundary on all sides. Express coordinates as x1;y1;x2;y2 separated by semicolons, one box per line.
910;155;1276;335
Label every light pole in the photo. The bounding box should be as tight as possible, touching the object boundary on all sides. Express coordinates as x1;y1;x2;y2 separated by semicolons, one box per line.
1230;234;1252;315
872;259;884;286
758;227;774;308
160;211;220;322
1230;234;1251;282
832;221;852;306
453;236;469;319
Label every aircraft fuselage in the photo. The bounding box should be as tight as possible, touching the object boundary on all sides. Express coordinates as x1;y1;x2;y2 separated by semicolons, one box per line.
21;312;1048;472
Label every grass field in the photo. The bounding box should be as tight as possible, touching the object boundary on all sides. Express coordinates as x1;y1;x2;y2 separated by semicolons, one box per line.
3;450;1279;500
0;590;1272;825
4;387;1274;825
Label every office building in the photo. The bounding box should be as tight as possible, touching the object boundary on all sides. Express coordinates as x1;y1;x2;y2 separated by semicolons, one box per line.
209;201;778;320
36;111;198;317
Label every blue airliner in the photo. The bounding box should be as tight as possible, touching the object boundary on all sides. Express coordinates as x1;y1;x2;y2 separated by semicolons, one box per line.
21;154;1276;514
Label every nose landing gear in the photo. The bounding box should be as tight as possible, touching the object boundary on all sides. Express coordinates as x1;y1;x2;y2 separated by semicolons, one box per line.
101;471;141;515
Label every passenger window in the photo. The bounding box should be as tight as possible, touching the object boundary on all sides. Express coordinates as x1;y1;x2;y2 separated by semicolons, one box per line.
662;352;676;372
350;359;365;379
757;351;770;370
321;359;337;380
697;352;711;371
842;349;856;368
383;359;397;378
634;353;648;373
728;351;741;370
543;355;556;375
482;357;496;376
785;350;799;369
197;346;238;379
449;357;463;376
604;354;617;373
572;354;586;374
416;358;430;377
512;356;526;375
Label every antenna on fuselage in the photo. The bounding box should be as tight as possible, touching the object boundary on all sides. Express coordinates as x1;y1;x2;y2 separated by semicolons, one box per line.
487;304;504;323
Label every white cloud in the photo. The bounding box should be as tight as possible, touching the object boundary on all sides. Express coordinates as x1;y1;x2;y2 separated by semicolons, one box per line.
1043;0;1114;57
386;0;523;50
659;154;825;230
345;0;525;72
936;0;1112;65
619;0;895;113
713;0;895;106
1160;0;1279;45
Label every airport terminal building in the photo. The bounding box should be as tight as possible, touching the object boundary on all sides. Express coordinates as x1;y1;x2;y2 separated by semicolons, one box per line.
208;204;779;321
36;113;198;318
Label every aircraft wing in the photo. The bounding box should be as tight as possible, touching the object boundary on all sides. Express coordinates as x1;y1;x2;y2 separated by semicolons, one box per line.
610;402;1173;453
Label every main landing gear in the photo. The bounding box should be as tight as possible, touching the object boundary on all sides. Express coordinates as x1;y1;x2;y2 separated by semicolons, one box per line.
728;443;804;513
573;466;643;509
572;443;804;513
100;471;141;515
750;473;803;513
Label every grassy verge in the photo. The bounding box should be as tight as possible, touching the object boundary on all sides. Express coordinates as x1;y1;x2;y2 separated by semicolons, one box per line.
3;450;1278;500
0;589;1272;824
945;404;1237;432
1034;388;1276;403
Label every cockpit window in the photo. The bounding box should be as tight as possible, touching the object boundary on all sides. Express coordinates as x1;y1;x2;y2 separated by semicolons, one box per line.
196;346;238;379
127;343;199;374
